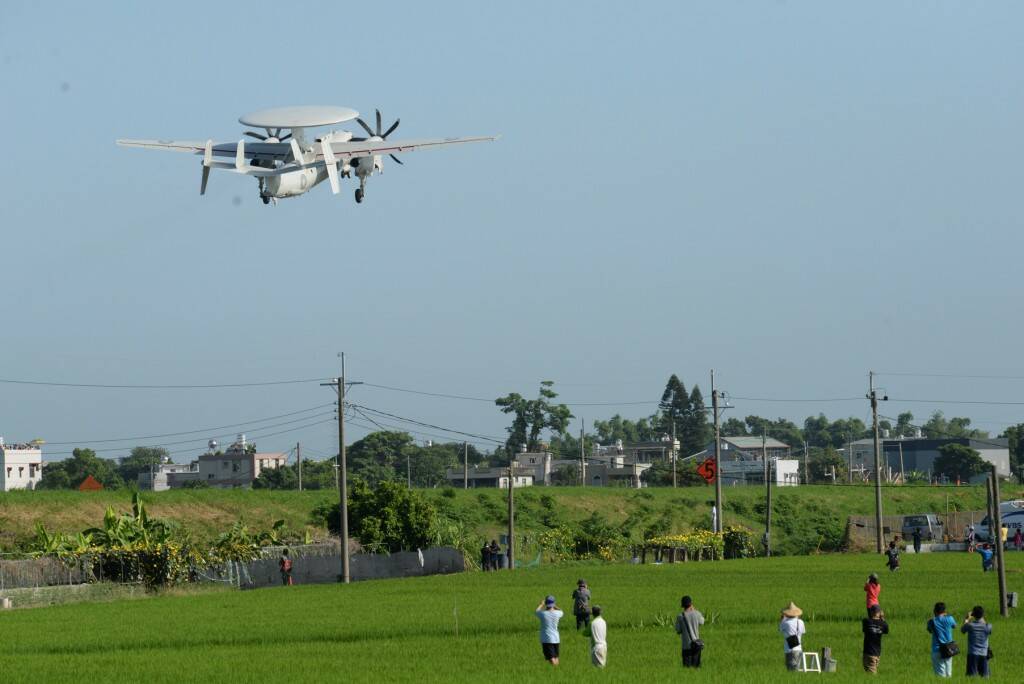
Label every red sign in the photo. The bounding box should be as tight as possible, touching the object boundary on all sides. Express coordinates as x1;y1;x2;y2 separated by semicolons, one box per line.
696;458;716;484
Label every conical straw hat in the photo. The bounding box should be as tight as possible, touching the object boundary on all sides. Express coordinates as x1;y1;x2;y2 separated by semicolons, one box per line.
781;601;803;617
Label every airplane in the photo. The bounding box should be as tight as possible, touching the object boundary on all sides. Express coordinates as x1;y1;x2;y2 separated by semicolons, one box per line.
117;105;497;205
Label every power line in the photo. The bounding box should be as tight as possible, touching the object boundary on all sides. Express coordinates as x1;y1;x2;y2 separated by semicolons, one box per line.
730;395;862;403
876;371;1024;381
41;412;337;457
350;403;505;444
0;376;329;389
41;404;334;445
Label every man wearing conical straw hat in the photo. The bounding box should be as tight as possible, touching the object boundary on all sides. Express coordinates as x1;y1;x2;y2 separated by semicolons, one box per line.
779;602;807;671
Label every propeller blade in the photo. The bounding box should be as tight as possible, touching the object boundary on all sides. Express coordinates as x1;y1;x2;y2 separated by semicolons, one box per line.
279;133;292;142
375;109;382;136
382;118;400;139
356;118;375;137
389;154;403;165
244;131;268;141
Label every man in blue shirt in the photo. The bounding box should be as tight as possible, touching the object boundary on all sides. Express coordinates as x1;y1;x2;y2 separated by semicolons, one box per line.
927;602;957;678
961;605;992;678
977;544;994;572
535;595;564;666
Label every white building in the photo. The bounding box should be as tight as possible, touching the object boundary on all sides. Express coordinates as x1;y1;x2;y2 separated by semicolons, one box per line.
138;435;287;490
0;438;44;491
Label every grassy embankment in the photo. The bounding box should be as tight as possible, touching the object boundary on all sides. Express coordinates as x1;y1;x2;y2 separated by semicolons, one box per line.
1;484;1021;554
0;552;1020;682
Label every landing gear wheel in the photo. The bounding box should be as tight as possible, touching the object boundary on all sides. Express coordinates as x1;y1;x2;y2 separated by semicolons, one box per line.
261;195;270;205
355;188;364;204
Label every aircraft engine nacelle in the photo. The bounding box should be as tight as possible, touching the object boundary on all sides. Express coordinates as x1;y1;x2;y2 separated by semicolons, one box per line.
265;168;319;198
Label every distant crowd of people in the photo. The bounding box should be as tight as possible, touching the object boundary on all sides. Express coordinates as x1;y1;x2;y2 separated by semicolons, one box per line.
529;572;994;677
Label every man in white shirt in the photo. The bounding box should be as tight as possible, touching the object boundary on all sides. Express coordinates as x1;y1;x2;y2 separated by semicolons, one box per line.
779;602;806;671
590;605;607;668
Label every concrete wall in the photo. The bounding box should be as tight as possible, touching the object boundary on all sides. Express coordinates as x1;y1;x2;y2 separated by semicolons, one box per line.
242;546;466;589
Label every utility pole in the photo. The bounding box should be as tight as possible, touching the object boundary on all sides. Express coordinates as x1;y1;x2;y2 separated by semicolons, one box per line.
763;430;771;557
407;448;412;489
898;441;905;484
868;371;886;554
802;440;809;485
848;434;853;484
463;442;468;489
507;463;515;570
712;369;723;533
580;420;586;487
672;420;678;489
321;353;361;585
990;466;1008;616
297;442;302;492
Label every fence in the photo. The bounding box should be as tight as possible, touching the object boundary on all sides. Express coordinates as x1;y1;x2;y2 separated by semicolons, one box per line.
846;511;986;549
0;544;466;593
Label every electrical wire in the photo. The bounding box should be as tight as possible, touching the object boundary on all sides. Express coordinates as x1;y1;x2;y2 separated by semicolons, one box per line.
876;371;1024;381
41;404;335;445
0;376;330;389
349;403;505;444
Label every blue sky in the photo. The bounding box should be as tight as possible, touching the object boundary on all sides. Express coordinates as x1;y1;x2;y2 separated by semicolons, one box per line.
2;2;1022;461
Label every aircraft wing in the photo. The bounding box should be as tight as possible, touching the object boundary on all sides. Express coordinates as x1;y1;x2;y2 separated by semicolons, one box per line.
323;135;498;161
117;139;293;162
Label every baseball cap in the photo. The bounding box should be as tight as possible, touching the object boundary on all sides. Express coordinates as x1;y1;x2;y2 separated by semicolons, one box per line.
545;595;556;606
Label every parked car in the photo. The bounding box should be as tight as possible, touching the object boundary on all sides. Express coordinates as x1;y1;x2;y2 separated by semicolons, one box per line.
901;514;943;541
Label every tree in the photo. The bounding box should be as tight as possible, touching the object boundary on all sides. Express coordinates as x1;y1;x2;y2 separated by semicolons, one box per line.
330;479;436;552
642;460;704;487
1000;424;1024;475
922;411;988;439
803;414;832;448
743;416;803;448
720;417;748;436
680;385;711;457
38;448;125;490
893;412;916;438
117;446;170;484
658;374;690;437
807;446;846;483
495;381;573;457
591;415;658;444
347;431;413;486
933;443;988;482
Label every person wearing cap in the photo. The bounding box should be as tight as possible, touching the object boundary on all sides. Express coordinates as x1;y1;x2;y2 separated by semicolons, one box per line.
589;605;607;668
779;602;806;671
864;573;881;617
861;604;889;673
675;595;705;668
535;595;564;666
572;579;592;630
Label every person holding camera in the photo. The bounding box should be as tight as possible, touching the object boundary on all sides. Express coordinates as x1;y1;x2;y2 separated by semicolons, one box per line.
961;605;992;677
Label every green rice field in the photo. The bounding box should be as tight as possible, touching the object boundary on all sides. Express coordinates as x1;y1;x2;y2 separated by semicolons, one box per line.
1;551;1021;682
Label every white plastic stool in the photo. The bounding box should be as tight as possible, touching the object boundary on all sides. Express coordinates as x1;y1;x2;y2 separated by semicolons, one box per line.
799;652;821;673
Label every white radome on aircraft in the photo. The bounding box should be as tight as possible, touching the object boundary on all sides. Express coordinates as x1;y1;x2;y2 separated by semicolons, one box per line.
117;105;497;204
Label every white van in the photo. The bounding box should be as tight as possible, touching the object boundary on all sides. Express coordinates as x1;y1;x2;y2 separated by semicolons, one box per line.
977;500;1024;542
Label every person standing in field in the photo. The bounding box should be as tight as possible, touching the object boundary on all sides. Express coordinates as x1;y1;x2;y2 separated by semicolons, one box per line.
590;605;607;668
885;541;900;572
1014;528;1022;551
977;544;994;572
279;549;293;586
966;526;976;552
779;602;806;672
488;539;501;571
913;527;923;554
481;541;491;571
861;604;889;673
864;573;881;616
572;579;592;630
961;605;992;677
535;595;563;666
927;601;957;678
999;524;1008;551
676;595;705;668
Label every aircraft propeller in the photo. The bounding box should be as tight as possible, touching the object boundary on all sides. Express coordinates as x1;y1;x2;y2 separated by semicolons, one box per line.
351;109;404;165
243;128;292;144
